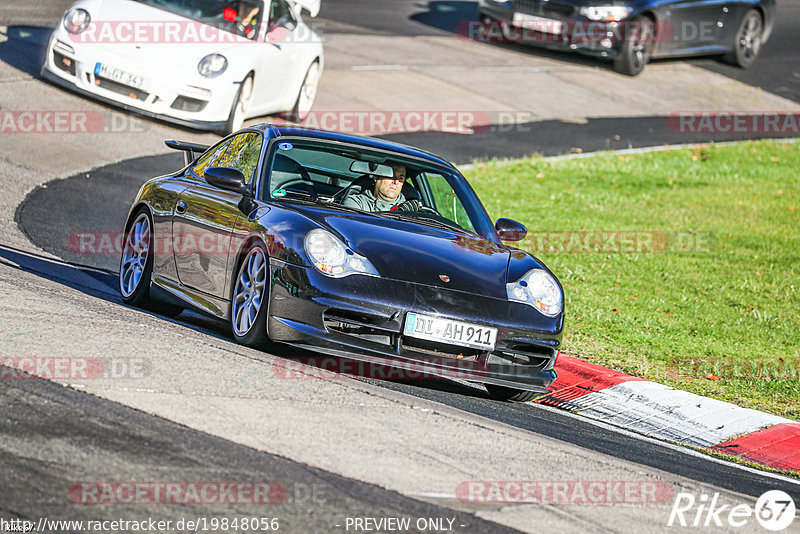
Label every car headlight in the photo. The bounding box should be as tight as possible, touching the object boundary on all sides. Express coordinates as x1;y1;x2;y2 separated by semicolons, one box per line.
198;54;228;78
507;269;563;317
63;8;91;34
579;6;632;21
304;229;379;278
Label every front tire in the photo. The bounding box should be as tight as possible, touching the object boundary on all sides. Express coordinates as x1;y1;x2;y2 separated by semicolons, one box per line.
723;10;763;69
614;17;655;76
230;242;270;348
287;61;320;123
485;384;537;402
222;74;254;135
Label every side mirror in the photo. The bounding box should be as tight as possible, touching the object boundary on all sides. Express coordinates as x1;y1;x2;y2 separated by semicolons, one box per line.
495;218;527;242
205;166;248;195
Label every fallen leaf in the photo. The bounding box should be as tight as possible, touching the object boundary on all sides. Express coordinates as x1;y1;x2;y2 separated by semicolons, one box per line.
630;296;638;300
756;271;762;277
789;206;796;211
705;373;720;381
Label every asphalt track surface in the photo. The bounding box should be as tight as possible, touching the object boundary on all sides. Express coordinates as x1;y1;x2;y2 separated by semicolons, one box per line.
16;155;800;507
6;0;800;528
0;369;517;534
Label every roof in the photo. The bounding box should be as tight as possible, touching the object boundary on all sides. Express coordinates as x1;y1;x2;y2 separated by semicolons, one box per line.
248;123;457;171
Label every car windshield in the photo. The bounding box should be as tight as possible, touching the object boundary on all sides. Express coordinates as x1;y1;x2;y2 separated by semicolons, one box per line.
260;139;495;237
132;0;265;38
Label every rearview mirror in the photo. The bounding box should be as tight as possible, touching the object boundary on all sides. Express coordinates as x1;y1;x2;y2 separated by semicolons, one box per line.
350;161;394;178
495;218;527;242
205;166;248;195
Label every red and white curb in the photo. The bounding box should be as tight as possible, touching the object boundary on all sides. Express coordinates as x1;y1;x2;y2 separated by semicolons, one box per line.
536;354;800;473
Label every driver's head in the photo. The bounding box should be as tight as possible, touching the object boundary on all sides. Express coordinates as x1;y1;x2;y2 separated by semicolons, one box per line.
373;162;406;202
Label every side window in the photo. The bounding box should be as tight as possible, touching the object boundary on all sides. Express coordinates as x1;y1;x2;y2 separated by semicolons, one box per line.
423;173;476;233
214;132;263;184
191;138;233;179
268;0;295;28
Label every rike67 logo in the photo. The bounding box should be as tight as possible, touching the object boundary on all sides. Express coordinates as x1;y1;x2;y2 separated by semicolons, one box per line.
668;490;796;531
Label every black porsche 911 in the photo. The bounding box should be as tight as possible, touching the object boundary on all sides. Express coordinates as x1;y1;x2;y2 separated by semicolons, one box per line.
119;124;564;401
476;0;774;75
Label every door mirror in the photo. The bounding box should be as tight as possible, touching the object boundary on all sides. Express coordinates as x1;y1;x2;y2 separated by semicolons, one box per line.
205;166;248;195
495;218;527;242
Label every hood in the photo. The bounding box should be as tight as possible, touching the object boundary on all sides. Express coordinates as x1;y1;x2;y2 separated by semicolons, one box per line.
294;206;512;299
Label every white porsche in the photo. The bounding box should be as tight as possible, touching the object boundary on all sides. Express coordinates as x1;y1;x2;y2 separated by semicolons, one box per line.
42;0;323;134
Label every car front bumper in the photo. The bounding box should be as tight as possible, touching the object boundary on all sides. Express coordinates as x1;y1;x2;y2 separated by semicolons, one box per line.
477;1;626;59
41;32;239;131
267;260;563;392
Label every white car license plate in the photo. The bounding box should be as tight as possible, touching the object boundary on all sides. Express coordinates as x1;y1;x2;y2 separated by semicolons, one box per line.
403;313;497;351
511;12;564;35
94;62;149;90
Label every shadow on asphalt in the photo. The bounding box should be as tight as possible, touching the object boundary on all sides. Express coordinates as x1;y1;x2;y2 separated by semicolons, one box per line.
0;241;490;404
0;26;50;78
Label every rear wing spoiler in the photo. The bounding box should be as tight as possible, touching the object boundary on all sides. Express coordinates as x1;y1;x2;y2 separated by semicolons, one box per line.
165;140;210;166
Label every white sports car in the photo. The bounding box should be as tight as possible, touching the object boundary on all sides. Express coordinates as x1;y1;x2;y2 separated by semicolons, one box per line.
42;0;323;134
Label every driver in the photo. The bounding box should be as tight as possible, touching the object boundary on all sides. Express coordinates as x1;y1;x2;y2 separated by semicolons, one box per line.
237;1;261;38
343;162;419;212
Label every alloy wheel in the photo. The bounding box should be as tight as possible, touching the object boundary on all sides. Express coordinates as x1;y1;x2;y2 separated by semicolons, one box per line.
232;246;267;336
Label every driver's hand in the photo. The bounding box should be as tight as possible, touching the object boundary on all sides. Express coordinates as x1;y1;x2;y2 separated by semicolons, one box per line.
394;199;423;212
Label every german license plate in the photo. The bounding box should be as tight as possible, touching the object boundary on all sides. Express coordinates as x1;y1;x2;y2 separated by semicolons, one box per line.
512;12;564;35
94;62;148;90
403;312;497;351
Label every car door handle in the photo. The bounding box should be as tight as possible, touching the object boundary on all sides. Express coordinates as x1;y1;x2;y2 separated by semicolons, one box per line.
176;200;187;214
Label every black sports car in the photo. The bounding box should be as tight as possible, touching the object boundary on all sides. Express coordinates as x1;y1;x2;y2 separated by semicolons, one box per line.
476;0;774;75
119;124;564;401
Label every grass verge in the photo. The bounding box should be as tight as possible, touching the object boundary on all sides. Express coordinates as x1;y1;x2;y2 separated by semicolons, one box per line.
464;140;800;420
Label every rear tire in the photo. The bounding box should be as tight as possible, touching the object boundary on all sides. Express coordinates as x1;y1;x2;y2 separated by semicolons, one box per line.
485;384;538;402
722;9;763;69
119;209;182;317
614;16;655;76
230;242;270;348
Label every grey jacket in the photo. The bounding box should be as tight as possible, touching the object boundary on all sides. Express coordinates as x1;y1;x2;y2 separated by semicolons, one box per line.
342;189;406;212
